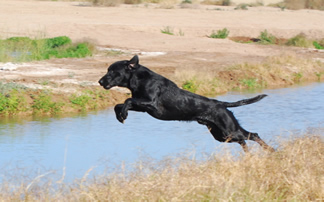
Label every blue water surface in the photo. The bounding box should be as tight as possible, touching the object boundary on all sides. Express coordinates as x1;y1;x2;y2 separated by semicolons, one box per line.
0;82;323;182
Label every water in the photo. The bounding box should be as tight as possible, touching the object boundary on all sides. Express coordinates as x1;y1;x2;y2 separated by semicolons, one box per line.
0;83;323;182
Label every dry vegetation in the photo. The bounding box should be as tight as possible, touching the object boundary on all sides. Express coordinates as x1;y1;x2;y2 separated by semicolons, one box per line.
82;0;324;10
0;134;323;201
284;0;324;10
174;54;324;95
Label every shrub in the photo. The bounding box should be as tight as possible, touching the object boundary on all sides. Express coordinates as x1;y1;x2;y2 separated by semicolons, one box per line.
45;36;72;49
209;28;229;39
286;33;313;48
258;30;276;44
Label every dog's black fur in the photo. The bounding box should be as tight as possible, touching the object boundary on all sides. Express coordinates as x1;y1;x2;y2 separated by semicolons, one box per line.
99;55;274;152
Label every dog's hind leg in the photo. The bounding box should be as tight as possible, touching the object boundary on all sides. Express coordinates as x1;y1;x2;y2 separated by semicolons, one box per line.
201;120;250;153
238;140;249;153
245;132;275;152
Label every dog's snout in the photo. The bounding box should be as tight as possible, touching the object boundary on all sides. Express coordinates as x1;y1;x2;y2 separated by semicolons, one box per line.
98;78;103;86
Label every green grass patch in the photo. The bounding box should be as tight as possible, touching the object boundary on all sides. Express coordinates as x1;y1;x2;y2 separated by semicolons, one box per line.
0;36;93;62
182;79;199;93
240;78;261;89
69;93;93;109
0;81;114;115
293;72;303;82
208;28;229;39
31;91;64;114
313;41;324;49
0;90;27;114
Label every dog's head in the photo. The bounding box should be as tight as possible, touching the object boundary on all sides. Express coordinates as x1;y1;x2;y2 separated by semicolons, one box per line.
99;55;139;90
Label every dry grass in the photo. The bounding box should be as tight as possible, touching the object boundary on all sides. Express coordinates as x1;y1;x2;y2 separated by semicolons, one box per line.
0;134;323;201
174;54;324;95
285;0;324;10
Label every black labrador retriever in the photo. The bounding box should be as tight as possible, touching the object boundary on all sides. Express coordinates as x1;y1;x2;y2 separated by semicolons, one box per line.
99;55;274;152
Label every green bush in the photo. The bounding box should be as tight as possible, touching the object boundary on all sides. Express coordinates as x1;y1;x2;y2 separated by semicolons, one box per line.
45;36;72;49
209;28;230;39
258;30;276;44
0;36;93;62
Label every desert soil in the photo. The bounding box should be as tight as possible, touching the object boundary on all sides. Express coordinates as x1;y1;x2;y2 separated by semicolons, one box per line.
1;0;324;97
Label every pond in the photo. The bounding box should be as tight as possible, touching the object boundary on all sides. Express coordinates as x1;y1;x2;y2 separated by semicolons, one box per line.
0;82;323;182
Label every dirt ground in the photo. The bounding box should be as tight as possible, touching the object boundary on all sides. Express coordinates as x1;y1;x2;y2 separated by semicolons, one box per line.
1;0;324;96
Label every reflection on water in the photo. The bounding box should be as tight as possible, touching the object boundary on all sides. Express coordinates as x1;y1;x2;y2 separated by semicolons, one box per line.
0;83;323;182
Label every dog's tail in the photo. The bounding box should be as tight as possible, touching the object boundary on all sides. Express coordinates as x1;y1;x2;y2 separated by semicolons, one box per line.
221;94;267;108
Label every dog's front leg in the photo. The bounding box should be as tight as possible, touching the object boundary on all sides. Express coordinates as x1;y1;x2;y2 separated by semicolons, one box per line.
114;104;125;123
117;98;155;123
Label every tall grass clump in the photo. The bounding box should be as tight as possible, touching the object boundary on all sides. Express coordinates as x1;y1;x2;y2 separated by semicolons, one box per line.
0;36;93;62
74;135;322;201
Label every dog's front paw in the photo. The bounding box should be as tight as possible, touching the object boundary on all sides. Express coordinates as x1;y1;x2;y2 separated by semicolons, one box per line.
116;111;128;123
121;110;128;122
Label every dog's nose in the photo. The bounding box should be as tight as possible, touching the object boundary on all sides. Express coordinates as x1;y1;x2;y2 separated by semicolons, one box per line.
98;79;104;86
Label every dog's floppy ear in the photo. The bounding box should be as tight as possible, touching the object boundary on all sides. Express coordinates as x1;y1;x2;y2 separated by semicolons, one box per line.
127;55;139;70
